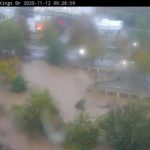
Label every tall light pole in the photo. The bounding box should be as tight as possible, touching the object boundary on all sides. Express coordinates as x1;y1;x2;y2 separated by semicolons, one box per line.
79;48;86;66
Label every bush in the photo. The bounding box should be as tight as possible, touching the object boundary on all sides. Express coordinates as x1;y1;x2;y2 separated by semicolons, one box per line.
11;90;61;137
100;102;150;150
75;99;86;110
40;21;58;45
0;19;24;53
11;103;43;137
65;113;99;150
11;75;27;93
0;57;20;81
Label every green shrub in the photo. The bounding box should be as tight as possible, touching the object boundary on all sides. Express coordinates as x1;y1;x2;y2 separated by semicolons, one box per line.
11;90;61;137
100;102;150;150
11;103;43;137
65;113;99;150
0;57;20;82
75;99;85;110
11;75;27;93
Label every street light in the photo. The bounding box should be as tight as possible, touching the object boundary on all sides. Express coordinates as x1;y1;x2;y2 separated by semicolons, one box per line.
79;48;86;66
121;60;128;66
79;48;85;56
133;42;138;47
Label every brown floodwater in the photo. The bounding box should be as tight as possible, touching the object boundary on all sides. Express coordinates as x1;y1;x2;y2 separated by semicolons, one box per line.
21;60;118;121
0;59;120;150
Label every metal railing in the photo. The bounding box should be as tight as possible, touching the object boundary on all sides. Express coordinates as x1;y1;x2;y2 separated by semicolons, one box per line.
96;85;149;98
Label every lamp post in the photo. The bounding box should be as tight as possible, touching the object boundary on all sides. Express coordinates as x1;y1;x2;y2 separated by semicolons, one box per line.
79;48;86;66
133;42;138;47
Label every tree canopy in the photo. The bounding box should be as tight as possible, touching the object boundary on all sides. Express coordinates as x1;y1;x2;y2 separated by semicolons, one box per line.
0;19;24;53
40;21;59;46
133;50;150;75
100;102;150;150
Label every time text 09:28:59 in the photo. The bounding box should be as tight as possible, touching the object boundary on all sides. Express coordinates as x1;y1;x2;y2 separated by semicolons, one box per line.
23;1;75;6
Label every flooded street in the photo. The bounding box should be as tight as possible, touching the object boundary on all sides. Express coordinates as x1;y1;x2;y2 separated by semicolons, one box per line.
0;6;148;150
0;59;124;150
22;60;92;121
21;60;122;121
0;59;121;150
0;88;28;108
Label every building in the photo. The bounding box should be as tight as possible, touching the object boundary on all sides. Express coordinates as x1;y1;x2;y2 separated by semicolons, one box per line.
94;17;123;36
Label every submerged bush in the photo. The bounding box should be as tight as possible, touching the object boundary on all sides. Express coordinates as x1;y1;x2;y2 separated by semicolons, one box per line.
11;102;43;137
65;113;99;150
75;99;86;110
11;75;27;93
11;90;62;137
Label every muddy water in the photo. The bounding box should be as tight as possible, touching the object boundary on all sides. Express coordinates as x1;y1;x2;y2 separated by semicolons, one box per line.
22;60;92;121
0;59;116;150
21;60;123;121
0;88;28;108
